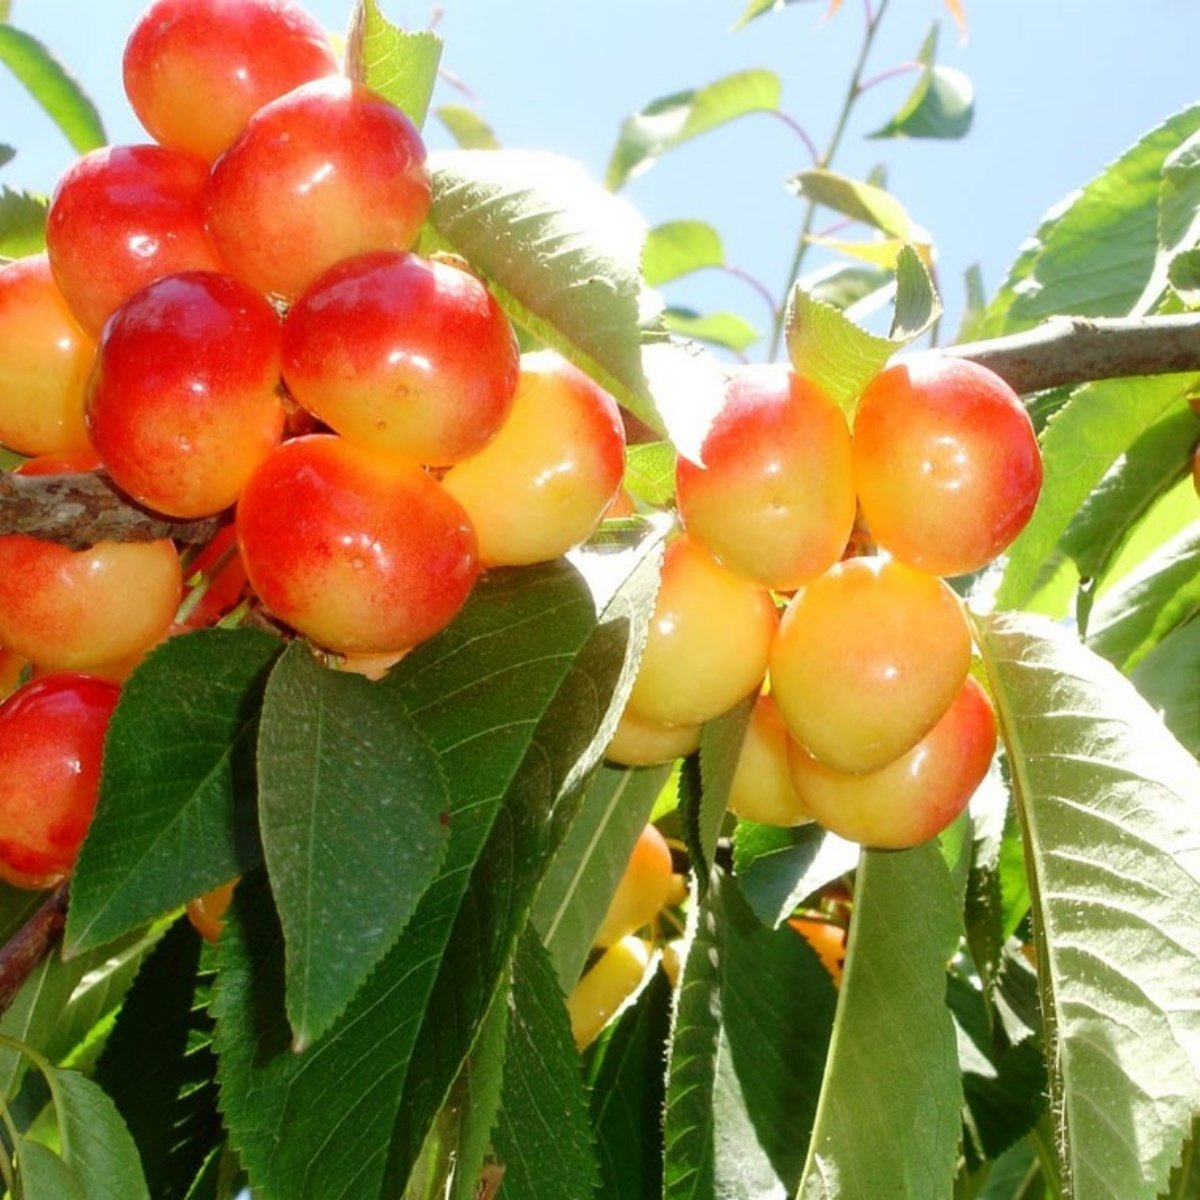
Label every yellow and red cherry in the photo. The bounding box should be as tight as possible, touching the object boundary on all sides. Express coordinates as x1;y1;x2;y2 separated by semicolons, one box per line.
727;693;812;827
852;355;1043;577
769;556;971;775
46;144;225;335
676;365;855;590
442;351;626;565
86;271;285;519
567;935;652;1050
605;705;700;768
123;0;338;163
186;878;239;943
283;252;519;466
625;535;778;729
788;917;847;986
594;824;674;948
0;254;94;456
206;77;431;300
787;674;997;849
0;673;121;889
236;435;479;656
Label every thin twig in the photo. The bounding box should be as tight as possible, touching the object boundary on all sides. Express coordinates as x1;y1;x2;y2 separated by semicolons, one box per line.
0;884;69;1022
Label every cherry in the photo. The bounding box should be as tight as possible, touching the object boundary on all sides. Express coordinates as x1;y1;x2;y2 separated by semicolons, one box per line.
594;824;674;947
727;693;812;827
186;878;239;943
567;935;652;1050
605;705;701;767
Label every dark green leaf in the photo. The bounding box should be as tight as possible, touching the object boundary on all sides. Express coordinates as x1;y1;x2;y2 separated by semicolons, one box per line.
0;25;104;153
870;27;973;141
624;441;677;507
0;144;13;168
434;104;498;150
448;989;508;1200
663;872;836;1198
731;821;858;928
643;219;725;286
976;612;1200;1200
67;629;281;955
607;70;781;191
663;307;760;354
493;930;600;1199
50;1067;150;1199
798;844;962;1198
0;186;47;258
257;643;450;1049
15;1139;87;1200
535;762;672;990
93;920;220;1200
1131;616;1200;756
1168;247;1200;305
0;883;42;946
346;0;441;129
789;168;917;238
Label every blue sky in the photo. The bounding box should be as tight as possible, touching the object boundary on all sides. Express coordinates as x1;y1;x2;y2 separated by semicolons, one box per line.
3;0;1198;346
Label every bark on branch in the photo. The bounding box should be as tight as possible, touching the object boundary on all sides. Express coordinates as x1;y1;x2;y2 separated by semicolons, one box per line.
0;885;69;1021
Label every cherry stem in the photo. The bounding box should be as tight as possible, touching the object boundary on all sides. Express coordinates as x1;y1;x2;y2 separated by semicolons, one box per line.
857;60;922;94
767;109;821;167
0;884;69;1023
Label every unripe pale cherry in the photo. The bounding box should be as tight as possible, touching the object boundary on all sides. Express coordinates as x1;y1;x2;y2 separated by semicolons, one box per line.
236;435;479;655
676;365;856;590
46;144;225;335
852;355;1043;577
594;824;674;948
787;675;997;849
0;254;94;455
123;0;338;162
567;935;652;1050
626;535;778;728
87;272;285;519
442;352;626;565
727;693;812;827
207;77;431;299
769;556;972;774
0;673;121;889
283;252;519;465
605;705;701;768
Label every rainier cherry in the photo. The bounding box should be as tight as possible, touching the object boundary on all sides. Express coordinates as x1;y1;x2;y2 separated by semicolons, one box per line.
283;252;519;465
769;556;971;774
605;705;700;768
676;365;855;590
594;824;674;948
726;693;812;827
207;78;431;299
567;935;652;1050
236;435;479;656
852;355;1043;577
123;0;338;162
442;351;626;566
0;673;121;889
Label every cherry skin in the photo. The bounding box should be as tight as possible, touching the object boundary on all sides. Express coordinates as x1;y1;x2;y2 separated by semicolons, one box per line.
786;674;997;849
206;77;431;299
567;935;652;1050
46;144;225;335
86;271;285;519
852;355;1043;577
236;435;479;655
605;705;700;768
186;878;239;943
442;351;627;565
626;535;779;728
594;824;674;948
769;556;972;774
0;254;94;455
123;0;338;162
676;365;856;590
727;694;812;827
0;649;27;703
0;673;121;889
283;252;519;466
788;917;847;986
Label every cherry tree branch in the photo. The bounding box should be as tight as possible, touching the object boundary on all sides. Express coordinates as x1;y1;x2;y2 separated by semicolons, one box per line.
0;885;69;1021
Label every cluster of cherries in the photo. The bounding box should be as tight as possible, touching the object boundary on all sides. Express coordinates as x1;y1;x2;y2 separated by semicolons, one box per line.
0;0;625;890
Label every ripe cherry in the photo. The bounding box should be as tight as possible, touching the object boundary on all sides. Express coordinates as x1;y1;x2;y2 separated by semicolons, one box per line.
594;824;674;948
123;0;338;162
727;693;812;827
283;252;519;466
0;673;121;889
567;935;652;1050
186;878;239;943
605;705;700;768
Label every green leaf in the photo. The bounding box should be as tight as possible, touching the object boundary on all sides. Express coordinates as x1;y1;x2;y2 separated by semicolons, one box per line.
447;989;508;1200
535;762;672;990
257;643;450;1049
215;534;663;1200
345;0;441;129
663;872;837;1198
979;105;1200;337
976;612;1200;1200
92;920;221;1200
424;149;671;442
434;104;499;150
788;168;917;239
0;143;13;167
784;243;940;414
801;260;893;312
1130;616;1200;756
0;185;47;258
15;1139;87;1200
798;843;963;1198
731;821;859;928
493;930;600;1199
624;441;677;507
996;373;1194;612
66;629;282;956
587;969;672;1199
642;220;725;286
49;1067;151;1199
1168;247;1200;305
869;27;974;141
663;308;760;354
0;25;104;153
731;0;822;30
607;70;781;191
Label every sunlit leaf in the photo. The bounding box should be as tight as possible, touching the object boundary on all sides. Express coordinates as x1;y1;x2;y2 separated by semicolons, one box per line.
1130;615;1200;756
642;219;725;286
789;168;916;238
0;186;47;258
869;26;974;141
434;104;498;150
663;307;760;354
346;0;441;129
